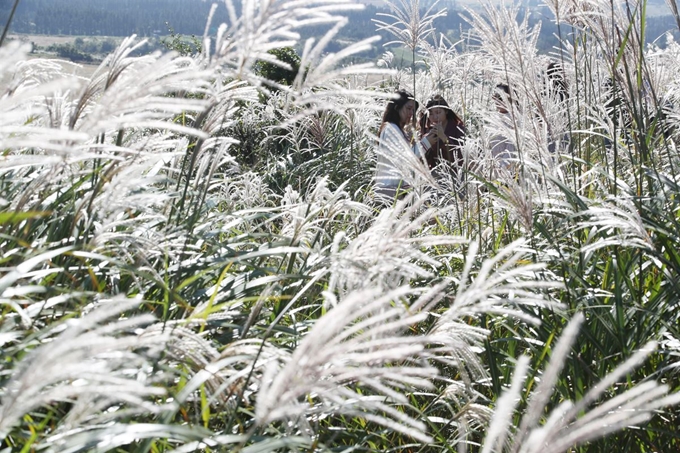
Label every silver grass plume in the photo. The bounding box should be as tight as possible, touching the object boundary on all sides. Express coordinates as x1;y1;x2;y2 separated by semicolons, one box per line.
165;434;309;453
277;178;372;251
328;194;464;293
373;0;447;115
0;298;167;440
220;171;275;211
255;286;438;443
428;240;563;384
415;36;488;132
182;338;291;409
545;0;646;121
206;0;328;76
1;36;214;183
573;194;653;254
464;1;568;177
290;19;388;111
65;36;211;138
141;319;290;409
545;0;643;57
492;176;535;233
463;1;542;90
441;240;562;325
0;247;78;328
203;179;374;308
256;240;564;443
0;46;89;158
374;0;447;51
205;0;389;120
436;382;495;453
481;313;680;453
44;423;221;453
418;34;460;94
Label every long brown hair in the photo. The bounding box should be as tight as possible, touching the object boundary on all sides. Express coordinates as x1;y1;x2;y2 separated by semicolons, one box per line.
419;94;463;133
379;89;418;134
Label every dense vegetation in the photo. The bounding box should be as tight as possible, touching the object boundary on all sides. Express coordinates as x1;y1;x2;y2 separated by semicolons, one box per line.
2;0;680;452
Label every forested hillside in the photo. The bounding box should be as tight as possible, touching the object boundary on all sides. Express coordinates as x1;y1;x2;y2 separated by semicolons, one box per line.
1;0;678;56
2;0;217;36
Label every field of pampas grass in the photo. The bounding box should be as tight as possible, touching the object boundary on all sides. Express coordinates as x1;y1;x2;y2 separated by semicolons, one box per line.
2;0;680;451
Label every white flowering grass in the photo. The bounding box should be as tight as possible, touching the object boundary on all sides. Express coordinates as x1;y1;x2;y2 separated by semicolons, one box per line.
2;0;680;451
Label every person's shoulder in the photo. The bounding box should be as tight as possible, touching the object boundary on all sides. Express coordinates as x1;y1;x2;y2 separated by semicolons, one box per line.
448;119;465;135
380;122;401;137
385;122;400;132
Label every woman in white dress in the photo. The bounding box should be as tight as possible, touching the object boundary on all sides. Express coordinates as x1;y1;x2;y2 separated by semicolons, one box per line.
490;83;517;173
375;89;443;200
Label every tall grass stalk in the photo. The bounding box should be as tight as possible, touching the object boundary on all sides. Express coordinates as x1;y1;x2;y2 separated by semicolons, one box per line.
0;0;20;48
374;0;447;126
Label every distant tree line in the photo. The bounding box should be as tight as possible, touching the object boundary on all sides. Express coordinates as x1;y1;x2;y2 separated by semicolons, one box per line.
0;0;677;59
45;42;94;62
36;37;163;63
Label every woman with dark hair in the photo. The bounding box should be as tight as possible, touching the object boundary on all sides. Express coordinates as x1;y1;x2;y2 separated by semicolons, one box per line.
544;62;570;154
418;95;466;178
491;83;517;171
375;89;439;197
546;61;568;104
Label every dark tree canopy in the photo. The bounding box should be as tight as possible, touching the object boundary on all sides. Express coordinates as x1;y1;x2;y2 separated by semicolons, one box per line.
254;47;301;86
